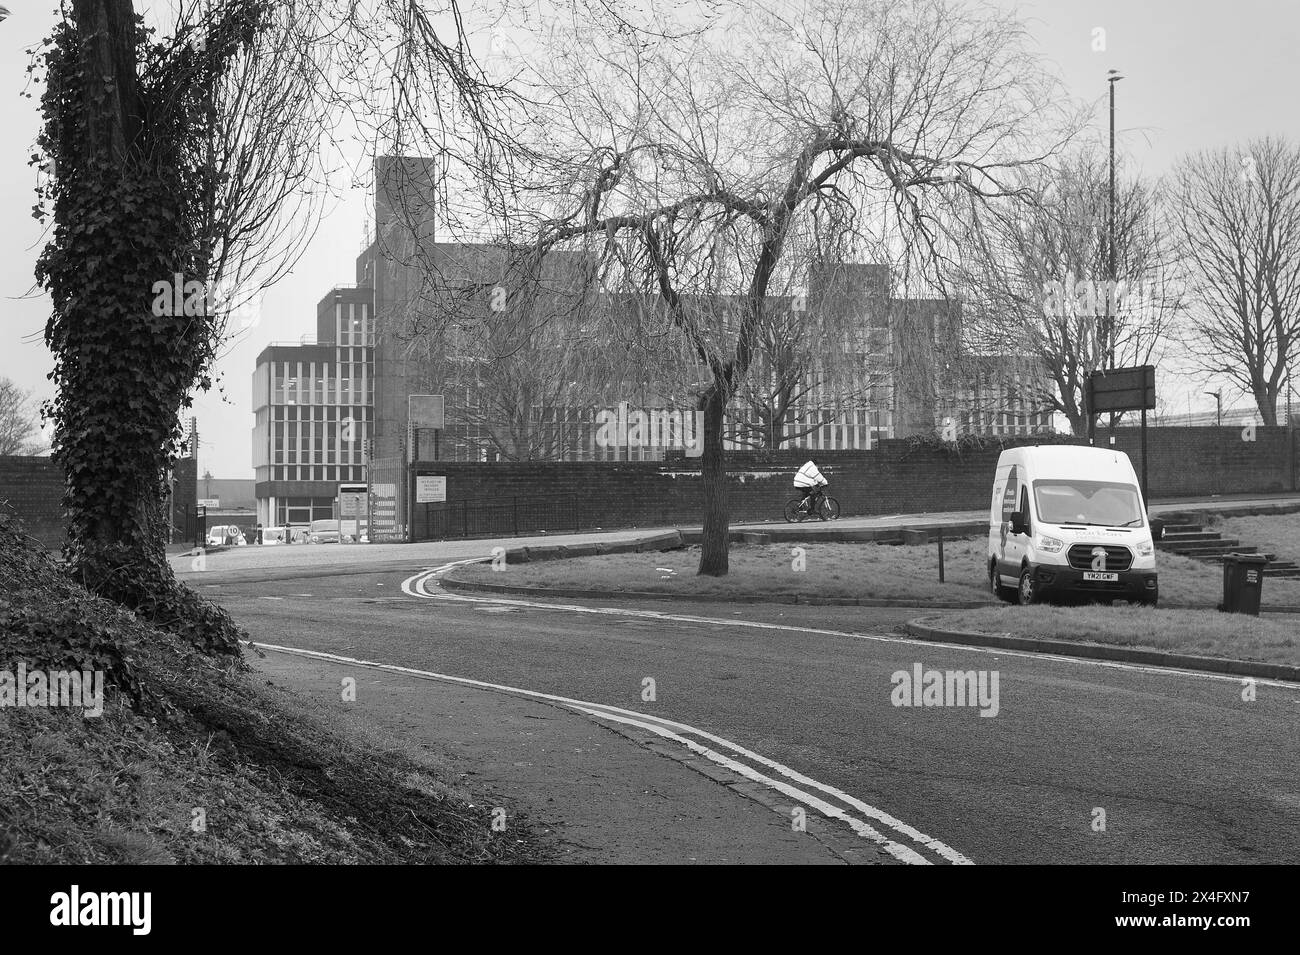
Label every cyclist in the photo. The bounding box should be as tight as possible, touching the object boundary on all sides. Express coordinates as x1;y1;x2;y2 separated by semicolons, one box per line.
793;457;829;518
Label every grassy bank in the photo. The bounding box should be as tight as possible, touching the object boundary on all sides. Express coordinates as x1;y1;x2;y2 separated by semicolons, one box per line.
1214;512;1300;565
0;518;542;864
920;605;1299;668
457;537;1300;609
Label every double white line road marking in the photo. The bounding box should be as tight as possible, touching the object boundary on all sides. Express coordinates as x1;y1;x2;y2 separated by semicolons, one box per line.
386;561;974;865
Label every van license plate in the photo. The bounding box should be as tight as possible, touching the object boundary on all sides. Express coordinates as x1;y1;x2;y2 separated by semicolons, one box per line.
1084;572;1118;582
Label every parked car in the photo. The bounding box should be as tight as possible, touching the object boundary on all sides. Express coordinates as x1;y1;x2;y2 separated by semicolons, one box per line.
289;526;313;544
205;524;247;547
308;519;341;544
260;525;292;545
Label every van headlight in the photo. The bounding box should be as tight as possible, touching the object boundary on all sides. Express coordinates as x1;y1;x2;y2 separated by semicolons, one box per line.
1137;539;1153;557
1037;534;1064;553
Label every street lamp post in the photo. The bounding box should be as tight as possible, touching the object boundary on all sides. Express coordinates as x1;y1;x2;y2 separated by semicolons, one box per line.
1106;70;1123;372
1204;390;1222;427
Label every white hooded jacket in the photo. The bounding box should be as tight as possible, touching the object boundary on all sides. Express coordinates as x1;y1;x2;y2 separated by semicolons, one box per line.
793;461;827;489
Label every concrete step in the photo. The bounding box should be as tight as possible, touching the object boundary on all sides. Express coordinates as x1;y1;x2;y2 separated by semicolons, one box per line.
1189;549;1260;561
1159;523;1205;534
1160;542;1246;556
1159;536;1240;548
1161;531;1222;542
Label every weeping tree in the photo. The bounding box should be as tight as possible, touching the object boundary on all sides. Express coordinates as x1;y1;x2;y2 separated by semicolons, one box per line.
32;0;329;653
501;0;1074;575
393;246;677;461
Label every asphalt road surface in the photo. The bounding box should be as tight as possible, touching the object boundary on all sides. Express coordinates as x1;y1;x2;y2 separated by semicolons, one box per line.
192;563;1300;865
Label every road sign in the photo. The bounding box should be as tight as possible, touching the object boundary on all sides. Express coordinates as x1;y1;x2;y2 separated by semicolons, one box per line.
1087;364;1157;505
1087;365;1156;413
415;475;446;503
198;498;220;508
339;483;367;519
409;394;444;429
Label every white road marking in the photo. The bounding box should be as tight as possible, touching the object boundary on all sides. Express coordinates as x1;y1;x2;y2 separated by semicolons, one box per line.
400;562;975;864
403;562;1300;690
248;638;943;865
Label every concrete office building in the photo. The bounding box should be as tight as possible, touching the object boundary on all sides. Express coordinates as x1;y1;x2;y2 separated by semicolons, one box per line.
251;155;1052;537
252;286;375;527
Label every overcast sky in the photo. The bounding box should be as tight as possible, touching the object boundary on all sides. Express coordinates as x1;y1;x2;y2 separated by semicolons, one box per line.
2;0;1298;476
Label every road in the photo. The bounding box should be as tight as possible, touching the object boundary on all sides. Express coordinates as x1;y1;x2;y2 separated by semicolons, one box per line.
185;550;1300;865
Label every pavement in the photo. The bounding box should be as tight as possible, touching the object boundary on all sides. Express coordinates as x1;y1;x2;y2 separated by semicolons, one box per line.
252;648;878;864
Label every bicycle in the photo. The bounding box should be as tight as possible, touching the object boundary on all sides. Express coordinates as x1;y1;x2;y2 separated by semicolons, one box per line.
783;487;840;522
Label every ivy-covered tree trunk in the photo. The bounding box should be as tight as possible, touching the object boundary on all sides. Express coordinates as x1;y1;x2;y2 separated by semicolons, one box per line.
34;1;264;655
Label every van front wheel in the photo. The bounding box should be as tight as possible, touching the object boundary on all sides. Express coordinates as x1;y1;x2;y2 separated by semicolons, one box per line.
989;562;1016;603
1018;569;1038;606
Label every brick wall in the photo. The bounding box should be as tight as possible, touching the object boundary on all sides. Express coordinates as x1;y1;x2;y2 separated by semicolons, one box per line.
0;456;66;547
0;455;201;548
1093;425;1296;497
412;426;1300;538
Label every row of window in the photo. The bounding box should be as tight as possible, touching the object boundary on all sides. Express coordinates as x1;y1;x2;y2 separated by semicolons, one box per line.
335;303;373;347
271;406;371;423
267;466;365;483
270;355;373;408
271;419;367;466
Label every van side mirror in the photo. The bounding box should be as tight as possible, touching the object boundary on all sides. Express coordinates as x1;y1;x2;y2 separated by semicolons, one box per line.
1009;511;1027;536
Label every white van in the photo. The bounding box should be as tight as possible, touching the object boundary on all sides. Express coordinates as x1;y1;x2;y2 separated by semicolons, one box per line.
988;446;1158;606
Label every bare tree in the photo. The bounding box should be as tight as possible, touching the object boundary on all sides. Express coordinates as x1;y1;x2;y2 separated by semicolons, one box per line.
0;380;46;456
1170;137;1300;426
498;0;1074;574
960;151;1181;435
390;243;689;461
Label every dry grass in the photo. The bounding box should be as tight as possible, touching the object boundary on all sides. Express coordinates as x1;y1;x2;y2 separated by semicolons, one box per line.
464;540;993;603
0;516;545;865
458;536;1300;609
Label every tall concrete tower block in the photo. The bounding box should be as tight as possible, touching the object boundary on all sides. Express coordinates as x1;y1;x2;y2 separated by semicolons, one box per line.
374;155;439;262
807;262;890;331
889;298;963;437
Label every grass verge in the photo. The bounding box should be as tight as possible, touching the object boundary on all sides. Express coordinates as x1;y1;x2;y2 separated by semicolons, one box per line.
458;537;1300;609
918;605;1299;668
467;541;993;603
0;516;544;864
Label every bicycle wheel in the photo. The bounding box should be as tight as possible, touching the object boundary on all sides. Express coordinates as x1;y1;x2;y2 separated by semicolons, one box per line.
818;496;841;521
784;498;807;523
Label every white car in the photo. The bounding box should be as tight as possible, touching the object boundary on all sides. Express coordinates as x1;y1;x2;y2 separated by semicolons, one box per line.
205;524;247;547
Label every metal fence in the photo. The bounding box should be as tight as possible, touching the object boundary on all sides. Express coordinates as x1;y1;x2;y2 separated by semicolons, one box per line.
175;503;207;548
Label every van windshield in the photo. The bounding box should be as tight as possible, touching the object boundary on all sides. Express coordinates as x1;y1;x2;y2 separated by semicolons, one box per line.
1033;480;1143;527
